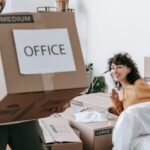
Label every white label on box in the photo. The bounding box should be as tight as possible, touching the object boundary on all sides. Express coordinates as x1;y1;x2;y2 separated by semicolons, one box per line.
13;29;76;74
95;128;112;136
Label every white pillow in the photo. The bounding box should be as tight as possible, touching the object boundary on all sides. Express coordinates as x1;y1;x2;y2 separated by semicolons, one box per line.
130;135;150;150
112;102;150;150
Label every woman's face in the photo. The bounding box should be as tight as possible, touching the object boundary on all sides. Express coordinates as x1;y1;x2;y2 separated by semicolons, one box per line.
110;63;131;83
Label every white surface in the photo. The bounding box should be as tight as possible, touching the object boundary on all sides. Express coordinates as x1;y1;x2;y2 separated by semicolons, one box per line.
5;0;150;78
39;117;81;143
74;111;109;123
11;0;55;12
82;0;150;78
13;29;75;74
112;102;150;150
130;135;150;150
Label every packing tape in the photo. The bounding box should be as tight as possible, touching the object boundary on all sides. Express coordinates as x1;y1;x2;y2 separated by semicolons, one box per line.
42;74;54;91
33;13;42;22
33;13;54;91
33;13;45;29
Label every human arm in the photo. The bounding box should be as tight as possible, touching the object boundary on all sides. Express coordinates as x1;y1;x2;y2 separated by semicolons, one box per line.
51;102;70;113
110;89;123;115
135;80;150;100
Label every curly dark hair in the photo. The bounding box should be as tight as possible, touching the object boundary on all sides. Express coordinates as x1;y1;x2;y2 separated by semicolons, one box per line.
107;52;141;89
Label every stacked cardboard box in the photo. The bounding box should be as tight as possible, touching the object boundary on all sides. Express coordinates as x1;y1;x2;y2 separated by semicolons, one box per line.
71;92;113;111
39;115;83;150
0;12;88;124
61;93;118;150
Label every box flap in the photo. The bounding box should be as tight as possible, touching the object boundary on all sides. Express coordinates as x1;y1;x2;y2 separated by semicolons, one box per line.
71;93;112;111
39;116;81;144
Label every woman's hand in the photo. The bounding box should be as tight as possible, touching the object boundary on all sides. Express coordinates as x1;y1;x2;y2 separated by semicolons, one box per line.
109;88;123;114
110;88;119;104
51;102;70;113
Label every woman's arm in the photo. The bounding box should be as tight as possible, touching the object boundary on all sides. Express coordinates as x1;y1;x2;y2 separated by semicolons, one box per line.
110;89;124;115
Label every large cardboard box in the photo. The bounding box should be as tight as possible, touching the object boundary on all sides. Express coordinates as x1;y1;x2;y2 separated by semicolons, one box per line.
61;105;118;150
144;57;150;82
71;92;113;111
39;115;83;150
47;143;82;150
0;12;88;124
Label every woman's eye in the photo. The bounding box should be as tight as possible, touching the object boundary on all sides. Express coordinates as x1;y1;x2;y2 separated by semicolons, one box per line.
117;66;122;69
111;65;124;70
117;66;123;69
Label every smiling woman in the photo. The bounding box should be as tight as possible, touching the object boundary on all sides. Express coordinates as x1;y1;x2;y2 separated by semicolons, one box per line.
107;52;150;115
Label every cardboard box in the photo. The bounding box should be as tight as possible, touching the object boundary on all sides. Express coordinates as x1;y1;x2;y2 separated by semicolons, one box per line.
39;115;83;150
71;92;113;111
47;143;82;150
0;12;88;124
144;57;150;82
61;106;117;150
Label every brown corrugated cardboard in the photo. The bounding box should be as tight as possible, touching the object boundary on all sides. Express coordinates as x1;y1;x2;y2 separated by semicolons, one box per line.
71;92;113;111
144;57;150;82
61;105;118;150
0;12;88;124
39;115;83;150
47;143;82;150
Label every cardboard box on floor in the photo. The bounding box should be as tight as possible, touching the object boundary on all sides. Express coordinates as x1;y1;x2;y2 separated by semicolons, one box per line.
39;115;83;150
61;106;118;150
0;12;88;124
71;92;113;111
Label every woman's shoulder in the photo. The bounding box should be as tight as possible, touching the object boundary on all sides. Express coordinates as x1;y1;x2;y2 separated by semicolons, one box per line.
134;79;150;99
134;79;148;86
